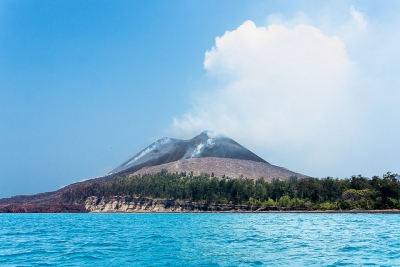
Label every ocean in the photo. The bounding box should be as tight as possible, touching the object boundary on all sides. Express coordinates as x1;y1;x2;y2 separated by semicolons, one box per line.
1;213;399;266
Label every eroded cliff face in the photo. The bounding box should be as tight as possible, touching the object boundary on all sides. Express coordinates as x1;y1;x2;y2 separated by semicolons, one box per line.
84;196;281;212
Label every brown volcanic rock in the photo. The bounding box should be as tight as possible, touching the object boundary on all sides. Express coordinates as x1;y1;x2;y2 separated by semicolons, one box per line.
132;157;306;181
0;203;87;213
0;191;61;205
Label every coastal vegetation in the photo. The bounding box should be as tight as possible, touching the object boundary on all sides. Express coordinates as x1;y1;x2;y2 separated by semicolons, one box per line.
61;170;400;210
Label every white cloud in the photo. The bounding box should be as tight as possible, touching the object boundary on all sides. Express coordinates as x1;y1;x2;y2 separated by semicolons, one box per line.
171;6;400;177
349;6;368;31
173;20;357;159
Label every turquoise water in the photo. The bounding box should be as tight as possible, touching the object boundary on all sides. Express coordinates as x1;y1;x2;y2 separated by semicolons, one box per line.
1;214;399;266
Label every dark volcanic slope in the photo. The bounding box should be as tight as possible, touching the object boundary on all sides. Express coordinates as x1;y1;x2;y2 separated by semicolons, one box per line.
133;157;306;181
110;131;267;176
0;191;60;205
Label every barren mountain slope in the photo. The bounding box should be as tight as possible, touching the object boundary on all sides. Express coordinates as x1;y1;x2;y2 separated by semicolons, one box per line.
109;131;267;176
132;157;306;181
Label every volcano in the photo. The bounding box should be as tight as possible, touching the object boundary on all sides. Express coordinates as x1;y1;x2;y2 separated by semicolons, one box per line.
107;131;305;180
109;131;267;176
0;131;307;210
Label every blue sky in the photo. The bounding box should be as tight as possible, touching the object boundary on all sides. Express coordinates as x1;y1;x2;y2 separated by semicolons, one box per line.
1;1;400;198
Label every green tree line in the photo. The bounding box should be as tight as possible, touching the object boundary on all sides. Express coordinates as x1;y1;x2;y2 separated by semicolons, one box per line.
61;170;400;210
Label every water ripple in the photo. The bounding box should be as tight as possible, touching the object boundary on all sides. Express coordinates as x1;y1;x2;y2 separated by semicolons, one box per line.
1;213;400;266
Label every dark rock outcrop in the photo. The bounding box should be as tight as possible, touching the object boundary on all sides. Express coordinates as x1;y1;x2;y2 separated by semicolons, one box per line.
0;203;87;213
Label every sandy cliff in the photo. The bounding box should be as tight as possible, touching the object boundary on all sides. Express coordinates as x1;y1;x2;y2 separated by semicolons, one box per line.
84;196;289;212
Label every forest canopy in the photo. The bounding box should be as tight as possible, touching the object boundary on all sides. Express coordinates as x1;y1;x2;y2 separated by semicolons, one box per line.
62;171;400;210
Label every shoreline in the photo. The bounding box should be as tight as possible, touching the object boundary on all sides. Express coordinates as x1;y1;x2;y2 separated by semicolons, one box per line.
1;209;400;214
85;209;400;214
2;197;400;214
